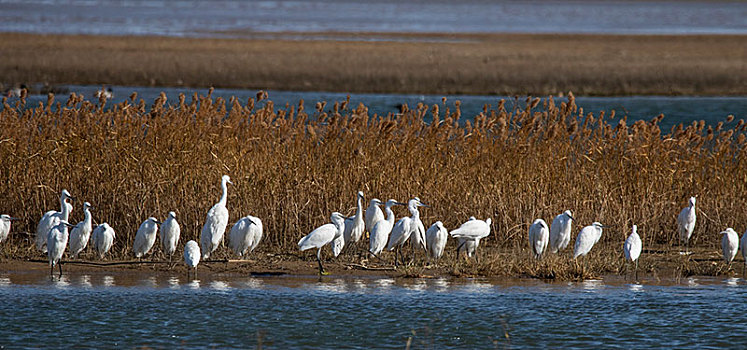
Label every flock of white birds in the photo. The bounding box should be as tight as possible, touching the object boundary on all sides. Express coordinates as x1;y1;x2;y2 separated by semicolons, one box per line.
1;174;743;279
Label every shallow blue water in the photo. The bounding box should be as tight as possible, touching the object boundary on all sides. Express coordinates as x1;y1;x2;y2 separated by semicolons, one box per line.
1;272;746;349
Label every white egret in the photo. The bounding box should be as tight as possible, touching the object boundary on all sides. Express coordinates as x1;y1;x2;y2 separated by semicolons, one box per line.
69;202;93;259
549;210;574;254
365;198;385;235
160;211;181;262
200;174;233;259
184;240;201;279
450;217;492;262
133;217;162;259
91;223;116;259
36;189;74;253
0;215;19;244
528;219;549;260
47;221;74;277
333;191;366;258
573;222;604;259
369;199;405;258
624;224;643;281
229;215;262;258
677;196;696;254
425;221;448;260
387;197;428;266
721;228;739;265
741;230;747;277
298;212;346;275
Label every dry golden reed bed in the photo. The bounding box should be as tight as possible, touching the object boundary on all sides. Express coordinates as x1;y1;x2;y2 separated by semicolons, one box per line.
1;90;745;280
0;32;745;96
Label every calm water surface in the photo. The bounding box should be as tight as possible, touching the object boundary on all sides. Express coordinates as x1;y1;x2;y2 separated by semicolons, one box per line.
1;271;746;348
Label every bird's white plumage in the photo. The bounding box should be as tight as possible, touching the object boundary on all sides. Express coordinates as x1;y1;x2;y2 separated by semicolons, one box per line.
333;191;366;257
365;198;385;235
160;211;181;257
528;219;549;259
69;202;93;258
47;221;70;269
36;189;73;253
573;222;604;259
200;175;232;259
369;199;402;255
411;216;427;252
299;212;346;252
721;228;739;263
549;210;574;253
229;215;263;257
184;240;201;268
133;217;159;258
677;197;696;245
388;217;414;251
426;221;448;259
624;225;642;262
0;215;15;243
741;230;747;264
91;223;115;259
450;217;492;258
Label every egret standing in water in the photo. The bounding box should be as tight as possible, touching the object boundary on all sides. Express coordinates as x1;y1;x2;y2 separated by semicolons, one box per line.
549;210;574;254
425;221;448;261
624;224;643;281
36;189;75;253
369;199;405;258
449;217;492;262
298;212;346;275
229;215;262;258
365;198;385;236
160;211;181;263
677;196;696;254
721;228;739;267
528;219;549;260
47;221;74;277
91;223;115;259
387;197;428;266
200;175;232;259
69;202;93;259
184;240;201;280
334;191;366;258
133;217;161;260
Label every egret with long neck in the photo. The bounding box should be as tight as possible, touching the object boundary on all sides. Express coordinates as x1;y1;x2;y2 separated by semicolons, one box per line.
200;175;232;259
369;199;405;257
69;202;93;259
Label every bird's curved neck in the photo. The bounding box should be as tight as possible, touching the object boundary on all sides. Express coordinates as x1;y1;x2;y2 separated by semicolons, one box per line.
219;180;228;206
385;206;395;225
355;197;363;219
61;201;70;218
408;205;419;219
83;208;92;224
59;196;67;211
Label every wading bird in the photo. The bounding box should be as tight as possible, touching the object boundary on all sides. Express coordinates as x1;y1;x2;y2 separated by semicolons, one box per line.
200;175;232;259
69;202;93;259
160;211;181;262
184;240;201;280
677;196;697;254
624;224;643;281
573;222;604;259
721;228;739;266
333;191;366;258
229;215;262;258
0;215;19;244
369;199;405;258
387;197;428;266
450;217;492;262
133;217;161;259
91;223;115;259
36;189;74;253
298;212;346;275
549;210;574;254
47;221;74;277
365;198;385;236
528;219;549;260
425;221;448;261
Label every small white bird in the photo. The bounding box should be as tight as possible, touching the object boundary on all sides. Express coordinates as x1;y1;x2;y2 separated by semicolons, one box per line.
69;202;93;259
94;86;113;99
133;217;161;259
624;224;643;280
91;223;116;259
369;199;405;257
333;191;366;258
160;211;181;262
721;228;739;265
0;214;20;244
387;197;428;266
299;212;346;275
573;222;604;259
36;189;75;253
677;196;697;253
365;198;385;236
229;215;262;258
184;240;201;280
528;219;549;260
200;175;232;259
450;217;492;261
549;210;574;254
425;221;448;261
47;221;74;277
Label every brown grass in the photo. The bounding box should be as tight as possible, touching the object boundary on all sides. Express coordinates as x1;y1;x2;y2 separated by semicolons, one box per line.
1;89;746;280
0;32;745;96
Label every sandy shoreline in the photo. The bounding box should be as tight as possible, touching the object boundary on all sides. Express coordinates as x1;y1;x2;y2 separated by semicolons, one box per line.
1;32;744;96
